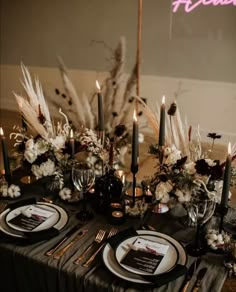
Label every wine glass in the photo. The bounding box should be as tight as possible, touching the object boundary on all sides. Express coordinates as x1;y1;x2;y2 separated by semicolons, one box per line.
186;194;216;257
72;161;95;221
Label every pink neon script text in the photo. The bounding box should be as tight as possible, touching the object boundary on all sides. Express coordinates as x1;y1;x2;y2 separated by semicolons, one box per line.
172;0;236;13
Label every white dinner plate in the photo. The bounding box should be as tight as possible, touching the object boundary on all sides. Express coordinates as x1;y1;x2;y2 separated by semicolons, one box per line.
5;204;60;232
0;202;68;238
115;234;179;276
103;230;187;284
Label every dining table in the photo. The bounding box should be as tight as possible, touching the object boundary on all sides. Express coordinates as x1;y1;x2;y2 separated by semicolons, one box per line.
0;169;229;292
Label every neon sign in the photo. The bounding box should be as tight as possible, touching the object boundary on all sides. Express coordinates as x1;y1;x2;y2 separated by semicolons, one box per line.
172;0;236;13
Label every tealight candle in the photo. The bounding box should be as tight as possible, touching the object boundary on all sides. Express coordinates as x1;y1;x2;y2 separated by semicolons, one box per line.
111;210;124;218
0;127;11;180
109;202;125;224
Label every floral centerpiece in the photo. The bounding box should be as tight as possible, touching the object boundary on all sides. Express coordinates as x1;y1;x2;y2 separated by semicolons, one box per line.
136;97;236;207
10;114;73;190
9;64;126;195
148;144;233;206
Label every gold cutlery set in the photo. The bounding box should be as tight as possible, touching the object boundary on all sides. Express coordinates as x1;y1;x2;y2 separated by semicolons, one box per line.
45;226;117;267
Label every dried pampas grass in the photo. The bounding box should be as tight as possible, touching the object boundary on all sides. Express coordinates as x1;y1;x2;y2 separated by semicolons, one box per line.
13;64;54;139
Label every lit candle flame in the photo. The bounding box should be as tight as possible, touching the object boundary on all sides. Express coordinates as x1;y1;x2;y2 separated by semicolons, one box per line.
162;96;166;104
228;142;231;155
96;80;101;91
133;110;137;122
0;127;4;136
70;128;74;139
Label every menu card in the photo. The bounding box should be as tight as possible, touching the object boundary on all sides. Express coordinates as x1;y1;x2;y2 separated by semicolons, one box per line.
120;237;169;274
8;205;55;231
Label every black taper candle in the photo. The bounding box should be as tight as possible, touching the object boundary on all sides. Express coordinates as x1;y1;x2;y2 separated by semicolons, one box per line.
220;142;232;209
131;110;139;174
96;80;104;131
131;110;138;206
70;128;75;159
0;127;11;179
158;96;166;146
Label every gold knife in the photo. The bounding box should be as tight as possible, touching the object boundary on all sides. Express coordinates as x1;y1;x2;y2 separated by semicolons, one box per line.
53;229;88;259
192;267;207;292
45;224;83;256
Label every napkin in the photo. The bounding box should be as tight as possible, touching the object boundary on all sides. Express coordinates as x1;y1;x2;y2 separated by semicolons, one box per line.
107;228;187;287
7;197;37;210
23;227;59;244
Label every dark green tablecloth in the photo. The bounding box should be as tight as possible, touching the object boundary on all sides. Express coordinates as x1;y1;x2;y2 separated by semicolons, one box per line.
0;176;227;292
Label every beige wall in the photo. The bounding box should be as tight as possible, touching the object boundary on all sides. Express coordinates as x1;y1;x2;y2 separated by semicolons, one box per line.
1;0;236;82
0;0;236;144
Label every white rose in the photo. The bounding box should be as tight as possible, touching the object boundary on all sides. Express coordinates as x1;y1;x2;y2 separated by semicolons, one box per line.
24;149;38;163
31;164;43;179
25;139;35;150
35;139;48;155
155;182;172;202
165;146;181;165
50;135;66;150
40;159;55;176
184;162;196;175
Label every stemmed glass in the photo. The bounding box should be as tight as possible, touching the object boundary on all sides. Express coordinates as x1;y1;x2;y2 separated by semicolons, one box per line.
72;162;95;221
186;194;216;257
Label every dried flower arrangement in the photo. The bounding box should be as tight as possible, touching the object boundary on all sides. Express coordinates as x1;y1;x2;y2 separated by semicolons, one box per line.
48;37;146;169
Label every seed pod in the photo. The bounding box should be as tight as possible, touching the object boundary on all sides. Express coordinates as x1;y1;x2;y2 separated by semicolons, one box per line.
167;102;177;116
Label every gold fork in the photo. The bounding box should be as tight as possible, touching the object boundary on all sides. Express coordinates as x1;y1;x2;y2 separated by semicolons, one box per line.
82;227;118;268
73;229;106;265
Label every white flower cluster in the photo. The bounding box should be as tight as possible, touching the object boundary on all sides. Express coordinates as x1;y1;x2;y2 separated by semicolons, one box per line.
48;135;66;150
224;262;236;277
24;138;49;163
155;182;172;203
152;144;225;205
164;145;182;165
59;187;72;200
0;184;21;198
79;128;104;156
31;159;56;179
205;229;231;250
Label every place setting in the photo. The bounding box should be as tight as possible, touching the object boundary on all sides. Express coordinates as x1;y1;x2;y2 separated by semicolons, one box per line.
102;227;188;286
0;198;69;243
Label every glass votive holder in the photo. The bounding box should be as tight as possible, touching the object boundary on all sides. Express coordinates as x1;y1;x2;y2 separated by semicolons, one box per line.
124;186;143;207
109;202;126;225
